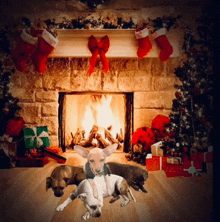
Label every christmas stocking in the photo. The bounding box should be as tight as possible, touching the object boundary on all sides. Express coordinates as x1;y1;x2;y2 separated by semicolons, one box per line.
31;29;58;74
152;28;173;62
11;29;38;72
135;27;152;59
88;35;110;76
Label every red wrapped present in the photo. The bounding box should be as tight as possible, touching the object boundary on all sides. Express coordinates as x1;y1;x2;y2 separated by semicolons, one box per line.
145;154;163;171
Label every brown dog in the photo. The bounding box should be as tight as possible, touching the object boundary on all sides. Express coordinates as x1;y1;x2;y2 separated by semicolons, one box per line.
46;165;86;197
46;162;148;197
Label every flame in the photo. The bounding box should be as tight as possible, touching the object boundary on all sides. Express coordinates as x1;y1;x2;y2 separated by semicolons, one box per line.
82;95;121;139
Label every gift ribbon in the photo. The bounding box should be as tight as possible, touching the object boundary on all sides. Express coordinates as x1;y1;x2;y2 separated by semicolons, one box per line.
25;127;49;148
88;35;110;76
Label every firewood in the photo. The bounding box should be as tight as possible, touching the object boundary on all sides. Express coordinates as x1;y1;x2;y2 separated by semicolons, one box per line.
79;125;98;147
104;128;122;149
96;133;110;148
116;128;124;143
72;128;82;145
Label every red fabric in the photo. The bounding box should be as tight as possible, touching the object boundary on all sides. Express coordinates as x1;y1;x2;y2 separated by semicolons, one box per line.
88;35;110;76
151;115;170;139
146;156;161;171
154;34;173;62
31;34;55;74
132;127;156;153
135;27;152;59
11;29;37;72
6;117;24;136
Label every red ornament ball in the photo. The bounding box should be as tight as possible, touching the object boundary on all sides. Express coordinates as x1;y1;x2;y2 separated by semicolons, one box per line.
183;147;188;152
175;91;181;98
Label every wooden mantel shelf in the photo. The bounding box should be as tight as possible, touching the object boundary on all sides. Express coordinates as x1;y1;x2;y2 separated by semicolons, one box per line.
50;29;180;58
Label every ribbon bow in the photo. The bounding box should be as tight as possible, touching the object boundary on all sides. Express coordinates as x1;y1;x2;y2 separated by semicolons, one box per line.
88;35;110;76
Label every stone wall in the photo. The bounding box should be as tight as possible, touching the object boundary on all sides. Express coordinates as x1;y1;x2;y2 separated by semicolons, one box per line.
9;57;181;146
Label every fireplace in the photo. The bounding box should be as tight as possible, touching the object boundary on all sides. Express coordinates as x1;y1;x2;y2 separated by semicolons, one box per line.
58;92;133;152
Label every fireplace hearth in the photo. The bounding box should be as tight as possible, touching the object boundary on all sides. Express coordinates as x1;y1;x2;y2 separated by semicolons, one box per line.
58;92;133;152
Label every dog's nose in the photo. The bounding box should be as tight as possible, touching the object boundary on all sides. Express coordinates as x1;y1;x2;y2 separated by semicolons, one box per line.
55;193;63;197
96;213;101;217
96;169;101;173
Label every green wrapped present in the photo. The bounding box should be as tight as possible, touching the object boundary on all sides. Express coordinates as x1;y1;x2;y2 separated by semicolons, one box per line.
24;126;50;149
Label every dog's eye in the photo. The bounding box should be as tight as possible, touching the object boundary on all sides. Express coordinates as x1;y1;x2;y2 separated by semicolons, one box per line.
60;187;64;190
90;160;94;163
90;205;97;210
101;159;104;162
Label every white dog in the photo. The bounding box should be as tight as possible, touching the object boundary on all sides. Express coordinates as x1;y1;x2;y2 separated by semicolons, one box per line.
56;144;136;220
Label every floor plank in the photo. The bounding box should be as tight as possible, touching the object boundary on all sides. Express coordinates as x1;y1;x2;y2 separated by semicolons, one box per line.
0;152;213;222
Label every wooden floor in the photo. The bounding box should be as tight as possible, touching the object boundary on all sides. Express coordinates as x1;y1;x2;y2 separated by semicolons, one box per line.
0;151;213;222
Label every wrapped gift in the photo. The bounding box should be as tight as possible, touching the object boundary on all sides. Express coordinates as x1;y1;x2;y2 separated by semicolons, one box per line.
146;154;163;171
167;157;182;164
151;141;164;156
163;162;186;177
24;126;50;149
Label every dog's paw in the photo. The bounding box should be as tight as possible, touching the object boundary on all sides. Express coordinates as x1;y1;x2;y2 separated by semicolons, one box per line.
121;200;130;207
56;204;65;212
82;212;90;220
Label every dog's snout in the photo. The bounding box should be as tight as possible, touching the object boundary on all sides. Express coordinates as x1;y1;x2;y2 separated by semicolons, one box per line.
55;192;63;197
95;212;101;217
96;169;101;173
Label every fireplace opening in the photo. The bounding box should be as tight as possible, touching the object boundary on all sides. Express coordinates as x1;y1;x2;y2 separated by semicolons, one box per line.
58;92;133;153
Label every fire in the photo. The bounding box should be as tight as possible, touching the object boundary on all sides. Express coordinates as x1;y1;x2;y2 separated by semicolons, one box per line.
82;95;121;139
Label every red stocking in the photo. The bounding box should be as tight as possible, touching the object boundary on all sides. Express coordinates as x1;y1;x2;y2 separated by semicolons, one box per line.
31;29;58;74
11;29;38;72
135;27;152;59
88;35;110;76
152;28;173;62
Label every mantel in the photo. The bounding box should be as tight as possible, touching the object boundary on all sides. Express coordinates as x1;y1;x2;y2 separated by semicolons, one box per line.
50;29;180;58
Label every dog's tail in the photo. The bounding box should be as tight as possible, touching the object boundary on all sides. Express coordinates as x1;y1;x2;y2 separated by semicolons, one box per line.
128;187;136;202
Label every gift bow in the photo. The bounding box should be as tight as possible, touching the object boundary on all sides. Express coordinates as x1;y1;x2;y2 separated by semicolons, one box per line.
88;35;110;76
25;128;49;148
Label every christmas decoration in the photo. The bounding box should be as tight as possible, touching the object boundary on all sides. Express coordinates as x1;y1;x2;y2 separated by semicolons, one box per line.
5;117;24;136
162;9;215;158
151;115;171;140
135;26;152;59
23;126;50;149
151;141;164;157
10;29;38;72
145;154;162;171
31;29;58;74
88;35;110;75
152;27;173;62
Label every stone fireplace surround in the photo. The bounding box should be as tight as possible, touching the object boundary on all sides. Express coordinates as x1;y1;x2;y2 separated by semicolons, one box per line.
10;57;180;151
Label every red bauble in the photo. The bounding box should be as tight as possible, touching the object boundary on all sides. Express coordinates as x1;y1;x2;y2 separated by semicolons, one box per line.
167;146;170;151
174;151;178;157
178;106;185;113
183;147;188;152
175;91;181;98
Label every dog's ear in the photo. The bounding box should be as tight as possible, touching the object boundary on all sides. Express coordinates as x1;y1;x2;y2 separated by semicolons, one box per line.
74;145;90;158
46;177;52;191
77;193;87;201
63;177;71;184
103;144;118;157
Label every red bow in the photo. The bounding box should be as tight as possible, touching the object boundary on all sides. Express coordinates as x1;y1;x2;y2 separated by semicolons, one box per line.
88;35;110;76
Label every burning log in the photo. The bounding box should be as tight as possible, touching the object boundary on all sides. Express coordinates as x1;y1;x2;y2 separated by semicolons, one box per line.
116;128;124;143
104;128;122;149
79;125;98;147
96;133;110;148
72;128;82;145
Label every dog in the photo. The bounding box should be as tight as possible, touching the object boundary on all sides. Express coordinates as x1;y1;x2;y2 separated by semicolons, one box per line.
107;162;148;193
56;174;136;220
46;158;148;197
46;165;86;197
